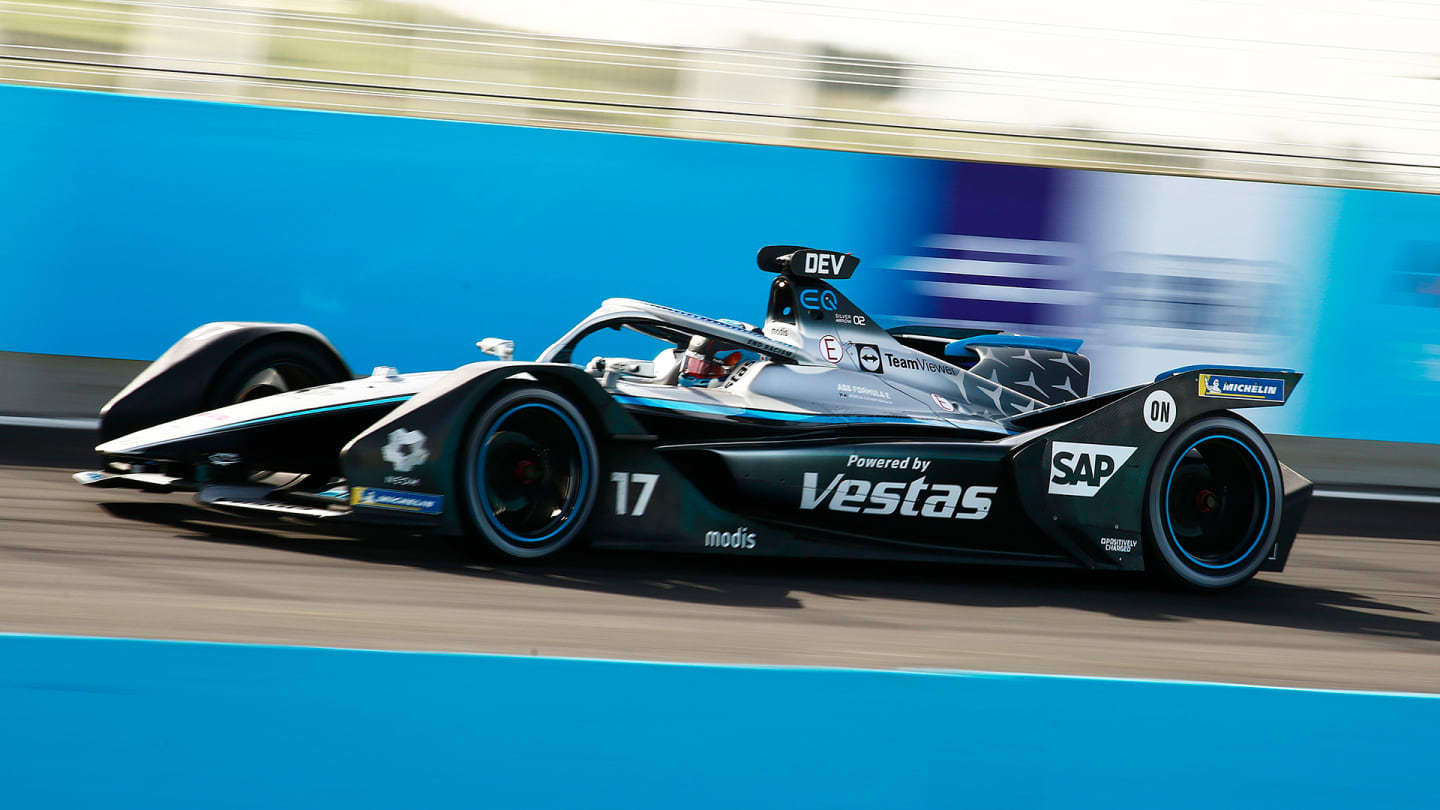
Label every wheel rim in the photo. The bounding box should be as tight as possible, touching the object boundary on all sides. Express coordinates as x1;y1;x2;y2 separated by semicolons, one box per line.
476;402;590;543
1162;435;1271;569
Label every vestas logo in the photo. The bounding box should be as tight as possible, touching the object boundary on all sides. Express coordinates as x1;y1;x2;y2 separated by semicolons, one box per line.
800;473;995;519
1048;441;1137;497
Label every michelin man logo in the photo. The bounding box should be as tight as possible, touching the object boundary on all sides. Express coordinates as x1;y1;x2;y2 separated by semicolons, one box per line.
381;428;430;472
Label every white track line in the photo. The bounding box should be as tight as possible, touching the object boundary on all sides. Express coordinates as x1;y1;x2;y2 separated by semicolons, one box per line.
0;416;100;429
1313;489;1440;506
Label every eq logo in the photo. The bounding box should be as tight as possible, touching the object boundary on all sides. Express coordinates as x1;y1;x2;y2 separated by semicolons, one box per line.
856;343;883;373
1048;441;1136;497
804;252;846;276
819;335;844;364
1143;390;1176;432
799;288;839;311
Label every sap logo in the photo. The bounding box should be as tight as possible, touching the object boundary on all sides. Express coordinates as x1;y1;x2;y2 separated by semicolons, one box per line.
800;288;839;311
856;343;883;373
705;526;756;550
1048;442;1136;497
800;473;995;520
804;253;846;276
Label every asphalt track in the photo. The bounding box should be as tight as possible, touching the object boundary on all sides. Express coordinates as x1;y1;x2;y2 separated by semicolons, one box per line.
1;435;1436;693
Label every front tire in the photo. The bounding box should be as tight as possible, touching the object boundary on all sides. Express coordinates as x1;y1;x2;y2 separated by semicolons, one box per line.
460;388;599;559
1143;415;1283;591
206;338;350;407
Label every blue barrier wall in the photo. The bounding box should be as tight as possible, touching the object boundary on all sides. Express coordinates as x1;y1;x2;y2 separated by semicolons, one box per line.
3;85;1439;442
1;634;1435;809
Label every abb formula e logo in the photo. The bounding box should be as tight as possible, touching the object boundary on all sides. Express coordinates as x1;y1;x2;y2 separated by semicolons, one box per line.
1048;441;1137;497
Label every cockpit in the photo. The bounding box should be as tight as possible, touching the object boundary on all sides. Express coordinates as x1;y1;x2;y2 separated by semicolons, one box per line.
534;300;792;392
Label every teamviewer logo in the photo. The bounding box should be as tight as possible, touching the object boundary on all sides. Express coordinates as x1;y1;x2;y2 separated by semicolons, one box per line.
856;343;883;373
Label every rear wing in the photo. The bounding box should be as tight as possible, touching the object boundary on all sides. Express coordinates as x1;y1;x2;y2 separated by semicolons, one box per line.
1003;365;1300;433
756;245;859;280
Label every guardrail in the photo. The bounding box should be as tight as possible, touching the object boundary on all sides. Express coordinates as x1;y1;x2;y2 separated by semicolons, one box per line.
2;633;1434;809
2;0;1435;192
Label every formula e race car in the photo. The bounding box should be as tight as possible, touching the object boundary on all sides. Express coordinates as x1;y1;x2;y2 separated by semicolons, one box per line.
76;245;1312;590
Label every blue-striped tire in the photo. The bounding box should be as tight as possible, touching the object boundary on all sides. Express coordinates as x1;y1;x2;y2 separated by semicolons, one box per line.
460;388;599;559
1143;415;1283;590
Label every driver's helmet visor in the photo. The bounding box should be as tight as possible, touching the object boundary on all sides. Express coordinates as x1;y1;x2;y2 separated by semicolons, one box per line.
682;344;745;380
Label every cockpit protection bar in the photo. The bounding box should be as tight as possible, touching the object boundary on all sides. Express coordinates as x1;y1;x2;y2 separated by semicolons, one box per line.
757;245;859;280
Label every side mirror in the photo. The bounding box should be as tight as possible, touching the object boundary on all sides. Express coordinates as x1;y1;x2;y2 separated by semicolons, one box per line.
476;338;515;361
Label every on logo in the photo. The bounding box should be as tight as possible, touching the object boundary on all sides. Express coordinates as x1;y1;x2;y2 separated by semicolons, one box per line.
1143;390;1176;433
856;343;883;373
1048;441;1136;497
819;335;844;364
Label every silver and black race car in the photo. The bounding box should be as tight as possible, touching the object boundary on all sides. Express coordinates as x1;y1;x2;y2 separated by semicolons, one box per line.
76;245;1312;590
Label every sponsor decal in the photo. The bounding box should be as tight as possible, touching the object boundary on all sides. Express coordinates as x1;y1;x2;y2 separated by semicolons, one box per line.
1048;441;1137;497
385;474;420;487
800;472;994;519
931;393;957;412
802;252;847;276
819;335;844;364
800;288;839;312
704;525;756;550
856;343;883;373
1198;374;1284;402
610;471;659;516
1143;390;1176;433
1100;536;1138;553
765;324;790;337
837;383;891;403
884;351;959;376
208;452;242;467
350;487;443;514
834;312;867;326
381;428;430;472
846;454;930;472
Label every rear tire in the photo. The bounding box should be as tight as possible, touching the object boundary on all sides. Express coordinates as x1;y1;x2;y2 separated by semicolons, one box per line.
1143;415;1282;591
459;388;598;559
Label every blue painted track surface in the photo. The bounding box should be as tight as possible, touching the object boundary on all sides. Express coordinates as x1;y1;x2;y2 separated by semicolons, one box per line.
2;634;1435;809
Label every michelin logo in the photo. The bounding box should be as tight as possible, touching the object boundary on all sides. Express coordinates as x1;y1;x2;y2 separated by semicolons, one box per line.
1198;374;1284;402
350;487;443;514
1049;442;1137;497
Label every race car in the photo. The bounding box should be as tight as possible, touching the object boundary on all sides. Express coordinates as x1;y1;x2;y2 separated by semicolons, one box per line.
76;245;1312;590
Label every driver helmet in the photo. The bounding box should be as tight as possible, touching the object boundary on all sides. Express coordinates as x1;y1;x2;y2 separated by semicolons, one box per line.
679;335;754;387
